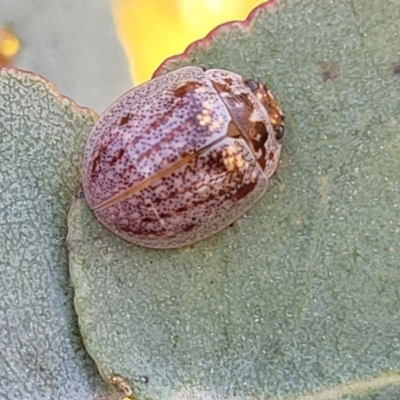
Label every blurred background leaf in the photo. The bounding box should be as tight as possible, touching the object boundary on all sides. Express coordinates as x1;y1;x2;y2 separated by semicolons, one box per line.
111;0;268;84
1;0;131;113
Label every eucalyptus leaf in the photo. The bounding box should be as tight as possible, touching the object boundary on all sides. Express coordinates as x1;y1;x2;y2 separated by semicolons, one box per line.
0;69;119;399
68;0;400;399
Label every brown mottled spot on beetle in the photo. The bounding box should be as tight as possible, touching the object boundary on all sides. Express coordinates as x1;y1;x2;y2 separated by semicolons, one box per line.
319;61;339;81
224;76;233;86
91;154;101;176
393;63;400;76
119;113;132;126
182;223;196;232
109;148;125;166
256;87;284;135
90;142;109;176
173;81;202;97
245;121;268;170
204;150;226;172
212;82;255;136
117;221;163;236
210;80;232;94
145;102;183;136
237;92;254;110
251;121;268;152
234;180;258;201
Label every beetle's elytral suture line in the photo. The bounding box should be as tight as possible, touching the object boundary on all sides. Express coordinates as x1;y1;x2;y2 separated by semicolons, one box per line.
93;136;227;212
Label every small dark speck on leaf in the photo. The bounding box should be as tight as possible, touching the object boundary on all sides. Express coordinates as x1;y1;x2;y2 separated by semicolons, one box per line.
319;61;339;81
393;63;400;76
66;238;77;252
140;376;149;384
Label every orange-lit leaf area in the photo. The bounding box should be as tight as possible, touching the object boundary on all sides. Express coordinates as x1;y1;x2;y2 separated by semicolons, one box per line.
111;0;268;84
0;27;20;67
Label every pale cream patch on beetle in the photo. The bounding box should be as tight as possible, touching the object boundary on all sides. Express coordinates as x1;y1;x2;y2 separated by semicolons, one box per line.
222;144;247;172
197;108;212;126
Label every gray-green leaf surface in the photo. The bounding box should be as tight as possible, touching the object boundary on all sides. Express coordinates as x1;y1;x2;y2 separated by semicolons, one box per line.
0;69;120;399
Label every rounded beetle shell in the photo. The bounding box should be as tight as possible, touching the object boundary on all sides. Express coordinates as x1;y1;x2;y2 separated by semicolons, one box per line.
82;66;284;248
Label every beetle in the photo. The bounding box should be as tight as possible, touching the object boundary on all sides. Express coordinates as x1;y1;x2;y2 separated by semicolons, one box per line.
82;66;284;248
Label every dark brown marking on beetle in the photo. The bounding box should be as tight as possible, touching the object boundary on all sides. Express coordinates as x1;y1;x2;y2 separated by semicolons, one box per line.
91;154;101;177
175;205;188;214
124;86;204;159
119;113;132;126
393;63;400;76
120;99;187;156
192;194;218;207
210;80;232;94
212;79;254;108
205;150;227;173
237;92;254;110
182;223;196;232
91;142;109;176
214;85;254;111
224;77;234;86
234;180;258;201
109;148;125;166
136;96;203;163
140;217;156;224
137;130;183;164
99;102;195;184
223;92;255;142
268;151;275;160
245;121;268;170
173;81;202;97
256;87;285;134
116;220;166;236
158;213;170;220
146;98;190;133
319;61;338;82
251;121;268;152
213;82;255;142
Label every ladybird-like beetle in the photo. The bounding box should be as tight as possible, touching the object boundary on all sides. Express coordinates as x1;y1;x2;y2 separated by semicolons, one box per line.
82;66;284;248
